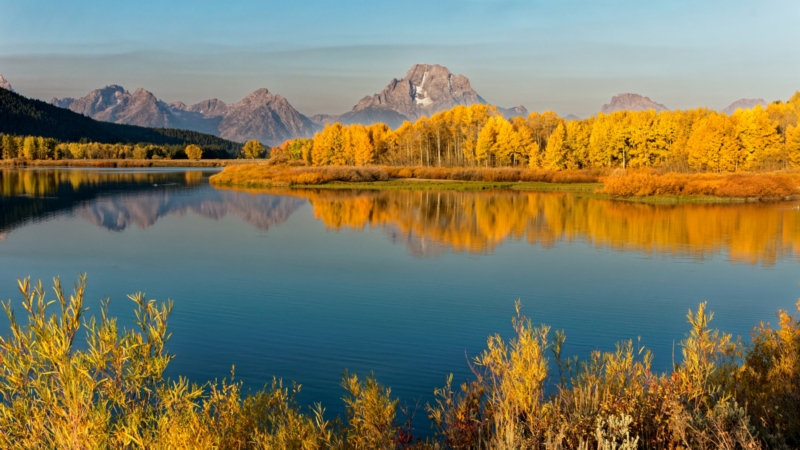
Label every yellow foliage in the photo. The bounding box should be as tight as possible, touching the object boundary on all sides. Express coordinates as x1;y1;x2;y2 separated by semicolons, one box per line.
2;276;797;448
185;144;203;160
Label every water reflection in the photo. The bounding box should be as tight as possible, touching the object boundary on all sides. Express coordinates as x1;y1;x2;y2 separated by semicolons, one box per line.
2;169;800;265
248;188;800;265
0;169;304;235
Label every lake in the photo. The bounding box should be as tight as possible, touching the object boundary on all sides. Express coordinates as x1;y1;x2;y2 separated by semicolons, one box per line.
1;167;798;425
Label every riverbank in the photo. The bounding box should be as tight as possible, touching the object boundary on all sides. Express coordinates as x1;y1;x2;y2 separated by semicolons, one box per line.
209;164;800;201
0;158;266;168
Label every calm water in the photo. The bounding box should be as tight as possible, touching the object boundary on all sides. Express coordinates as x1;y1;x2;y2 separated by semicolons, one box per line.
1;168;799;424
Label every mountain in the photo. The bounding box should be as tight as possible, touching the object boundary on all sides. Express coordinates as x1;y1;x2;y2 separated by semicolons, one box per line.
600;93;668;114
721;98;767;115
497;105;529;118
337;64;527;127
564;114;581;121
0;74;13;92
52;86;317;145
216;89;317;145
310;114;341;126
0;87;241;152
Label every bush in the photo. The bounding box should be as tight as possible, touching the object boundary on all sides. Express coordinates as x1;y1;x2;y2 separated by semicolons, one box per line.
210;164;390;187
602;171;800;198
2;276;798;448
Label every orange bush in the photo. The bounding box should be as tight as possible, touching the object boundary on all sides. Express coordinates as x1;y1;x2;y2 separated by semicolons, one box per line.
212;164;603;187
602;171;800;198
209;164;390;187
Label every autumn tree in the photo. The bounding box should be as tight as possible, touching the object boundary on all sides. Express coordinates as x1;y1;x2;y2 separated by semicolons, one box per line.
1;134;19;159
184;144;203;160
312;123;348;166
686;113;740;172
786;124;800;168
543;123;568;169
22;136;36;160
736;106;782;170
242;140;265;159
349;125;374;166
476;117;499;166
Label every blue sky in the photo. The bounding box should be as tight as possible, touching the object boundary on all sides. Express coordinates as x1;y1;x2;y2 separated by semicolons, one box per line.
1;0;798;117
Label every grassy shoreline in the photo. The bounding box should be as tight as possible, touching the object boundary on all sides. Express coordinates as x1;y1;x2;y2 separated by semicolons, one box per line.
209;164;800;203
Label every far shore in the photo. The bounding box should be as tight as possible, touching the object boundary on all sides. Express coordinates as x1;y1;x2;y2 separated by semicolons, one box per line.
0;159;268;168
208;164;800;203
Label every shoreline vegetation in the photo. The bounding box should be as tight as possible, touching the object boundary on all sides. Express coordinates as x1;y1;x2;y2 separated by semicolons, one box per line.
1;276;798;449
0;158;249;168
209;164;800;201
205;91;800;201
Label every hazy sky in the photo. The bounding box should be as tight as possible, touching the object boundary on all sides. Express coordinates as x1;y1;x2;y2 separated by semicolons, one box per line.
1;0;798;117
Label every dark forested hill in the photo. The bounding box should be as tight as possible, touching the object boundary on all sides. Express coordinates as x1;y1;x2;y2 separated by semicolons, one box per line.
0;88;241;153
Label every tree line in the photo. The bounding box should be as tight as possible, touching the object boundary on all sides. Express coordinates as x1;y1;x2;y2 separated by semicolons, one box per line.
0;134;236;160
0;87;242;154
272;92;800;172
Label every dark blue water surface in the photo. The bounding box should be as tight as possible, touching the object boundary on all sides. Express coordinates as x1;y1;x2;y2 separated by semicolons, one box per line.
1;167;798;426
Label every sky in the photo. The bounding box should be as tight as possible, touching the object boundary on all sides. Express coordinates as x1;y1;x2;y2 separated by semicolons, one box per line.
1;0;798;118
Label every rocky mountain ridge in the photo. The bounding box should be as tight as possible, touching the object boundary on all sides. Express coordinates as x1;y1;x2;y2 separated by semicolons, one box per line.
721;98;767;115
47;65;528;143
335;64;527;127
600;93;669;114
51;86;317;145
0;74;13;92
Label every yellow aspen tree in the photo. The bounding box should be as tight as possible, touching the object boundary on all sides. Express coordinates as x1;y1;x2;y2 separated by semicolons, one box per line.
565;119;592;169
786;124;800;168
543;122;567;170
492;117;516;166
512;117;536;168
526;141;541;168
588;114;613;167
736;106;782;170
22;136;36;160
351;125;375;166
312;123;346;166
476;118;498;167
242;140;264;159
367;123;392;164
184;144;203;160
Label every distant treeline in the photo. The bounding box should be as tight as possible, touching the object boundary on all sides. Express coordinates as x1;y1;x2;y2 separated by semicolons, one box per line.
0;87;242;154
273;92;800;172
0;134;232;160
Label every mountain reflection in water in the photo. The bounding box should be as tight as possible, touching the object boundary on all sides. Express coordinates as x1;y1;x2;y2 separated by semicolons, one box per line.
0;169;304;235
2;169;800;265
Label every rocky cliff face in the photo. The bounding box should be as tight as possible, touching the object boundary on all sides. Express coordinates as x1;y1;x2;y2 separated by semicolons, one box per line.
600;93;668;114
52;85;177;128
0;74;14;92
721;98;766;115
337;64;525;127
51;86;317;145
217;89;317;144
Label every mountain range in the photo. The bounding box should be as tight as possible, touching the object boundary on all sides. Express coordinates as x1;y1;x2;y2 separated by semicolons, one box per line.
45;64;528;144
2;68;779;146
0;87;240;152
51;85;316;146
